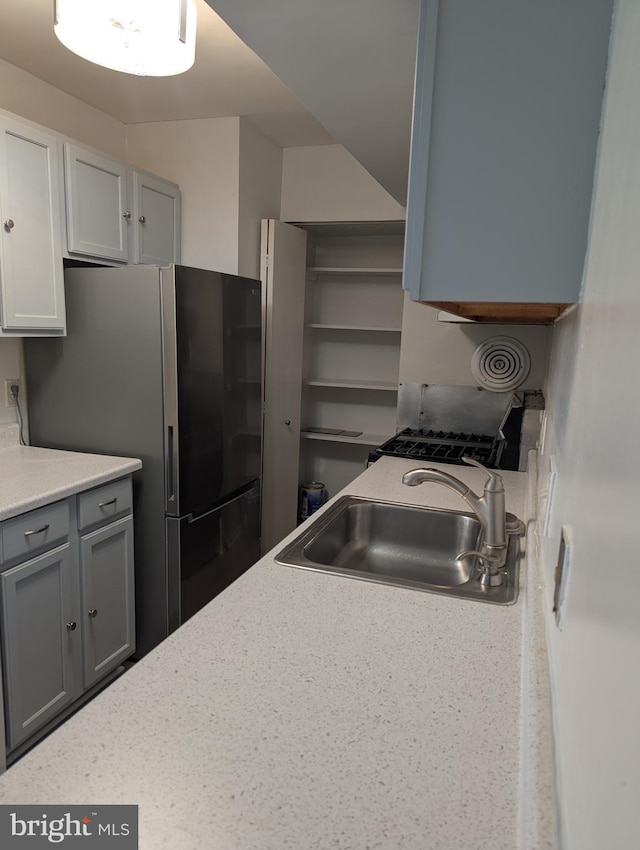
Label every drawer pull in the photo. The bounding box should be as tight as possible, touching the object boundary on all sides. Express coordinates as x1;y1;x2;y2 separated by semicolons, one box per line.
88;608;98;618
23;524;50;537
66;621;77;631
98;498;118;508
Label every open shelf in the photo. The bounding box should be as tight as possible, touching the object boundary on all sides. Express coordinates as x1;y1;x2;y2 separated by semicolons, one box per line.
307;323;402;332
303;378;398;391
307;266;403;276
300;430;390;447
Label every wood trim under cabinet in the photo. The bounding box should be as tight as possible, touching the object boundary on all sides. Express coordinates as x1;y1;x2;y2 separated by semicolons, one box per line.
423;301;572;324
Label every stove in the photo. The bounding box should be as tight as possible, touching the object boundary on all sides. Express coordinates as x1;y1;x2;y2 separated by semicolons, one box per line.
376;428;507;468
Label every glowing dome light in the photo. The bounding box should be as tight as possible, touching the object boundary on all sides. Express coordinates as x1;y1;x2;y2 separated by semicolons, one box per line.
54;0;197;77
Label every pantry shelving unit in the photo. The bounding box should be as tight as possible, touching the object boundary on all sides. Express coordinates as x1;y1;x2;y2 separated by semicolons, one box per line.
298;225;405;500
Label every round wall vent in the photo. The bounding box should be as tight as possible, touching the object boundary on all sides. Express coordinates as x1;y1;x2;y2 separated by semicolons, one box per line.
471;336;531;392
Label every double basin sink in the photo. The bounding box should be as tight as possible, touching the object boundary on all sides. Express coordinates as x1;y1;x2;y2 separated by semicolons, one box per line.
275;495;521;605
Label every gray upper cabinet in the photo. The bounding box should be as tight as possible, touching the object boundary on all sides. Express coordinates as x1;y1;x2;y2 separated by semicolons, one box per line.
0;117;65;334
64;143;131;262
403;0;614;322
132;170;181;265
0;544;80;752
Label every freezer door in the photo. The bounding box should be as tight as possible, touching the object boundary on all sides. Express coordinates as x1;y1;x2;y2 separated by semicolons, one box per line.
166;481;261;631
162;266;263;517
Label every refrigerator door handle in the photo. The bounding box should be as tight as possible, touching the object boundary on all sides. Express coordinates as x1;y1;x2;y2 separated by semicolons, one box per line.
187;482;257;524
167;425;176;506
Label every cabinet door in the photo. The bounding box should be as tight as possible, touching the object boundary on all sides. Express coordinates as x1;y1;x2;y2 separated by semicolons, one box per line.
80;516;135;690
132;171;181;264
0;544;79;751
404;0;613;308
64;143;130;262
0;120;65;331
260;219;307;552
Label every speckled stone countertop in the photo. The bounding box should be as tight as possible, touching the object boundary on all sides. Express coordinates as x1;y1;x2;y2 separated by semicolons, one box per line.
0;424;142;520
0;456;557;849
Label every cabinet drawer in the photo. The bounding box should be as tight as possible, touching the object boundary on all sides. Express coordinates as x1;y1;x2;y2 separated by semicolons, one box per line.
78;478;132;531
1;501;70;564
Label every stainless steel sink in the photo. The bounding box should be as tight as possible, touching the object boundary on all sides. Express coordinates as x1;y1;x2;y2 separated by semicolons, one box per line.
275;496;520;604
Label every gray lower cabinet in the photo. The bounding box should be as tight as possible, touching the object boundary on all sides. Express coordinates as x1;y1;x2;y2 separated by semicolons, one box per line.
0;477;135;756
1;544;80;751
80;516;134;690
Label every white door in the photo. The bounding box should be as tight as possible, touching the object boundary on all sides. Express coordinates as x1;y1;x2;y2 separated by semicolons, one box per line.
132;171;181;265
64;143;130;262
261;219;307;552
0;120;65;330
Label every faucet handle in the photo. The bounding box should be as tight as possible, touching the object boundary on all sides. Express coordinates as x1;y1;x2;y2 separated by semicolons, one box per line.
462;456;504;493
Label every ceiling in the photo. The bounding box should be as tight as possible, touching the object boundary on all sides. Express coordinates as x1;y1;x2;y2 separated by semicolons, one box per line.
0;0;418;202
0;0;334;147
205;0;420;203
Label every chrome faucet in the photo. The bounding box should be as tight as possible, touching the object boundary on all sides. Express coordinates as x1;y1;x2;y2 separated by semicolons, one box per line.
402;457;509;586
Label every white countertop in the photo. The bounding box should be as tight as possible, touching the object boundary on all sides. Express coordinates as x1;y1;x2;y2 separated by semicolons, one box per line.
0;456;557;849
0;425;142;520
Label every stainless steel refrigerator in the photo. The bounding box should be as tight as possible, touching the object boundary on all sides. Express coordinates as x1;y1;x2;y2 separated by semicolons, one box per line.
25;264;262;657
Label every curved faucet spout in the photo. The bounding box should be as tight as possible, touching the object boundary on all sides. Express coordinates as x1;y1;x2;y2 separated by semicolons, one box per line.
401;467;487;530
401;462;507;550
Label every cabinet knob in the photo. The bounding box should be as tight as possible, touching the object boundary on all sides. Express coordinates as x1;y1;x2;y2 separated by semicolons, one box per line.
138;215;146;224
284;419;291;426
3;219;15;231
88;608;98;618
66;621;77;631
122;211;132;220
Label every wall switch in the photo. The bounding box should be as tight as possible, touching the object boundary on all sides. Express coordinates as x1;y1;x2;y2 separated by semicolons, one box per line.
543;454;557;539
4;378;19;408
538;410;548;455
553;526;572;629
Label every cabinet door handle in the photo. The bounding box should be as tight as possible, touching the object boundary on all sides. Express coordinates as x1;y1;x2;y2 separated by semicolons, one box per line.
122;210;132;220
138;215;146;224
3;219;15;231
66;621;77;631
24;523;50;537
88;609;98;618
98;498;117;508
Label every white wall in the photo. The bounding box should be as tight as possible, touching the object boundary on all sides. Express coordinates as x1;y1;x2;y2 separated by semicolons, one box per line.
399;296;551;389
539;2;639;847
238;118;283;279
281;144;406;222
126;118;241;274
0;339;21;425
0;58;125;159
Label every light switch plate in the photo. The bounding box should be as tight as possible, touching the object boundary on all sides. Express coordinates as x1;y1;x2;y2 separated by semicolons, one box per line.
538;410;548;455
553;526;572;629
543;454;557;539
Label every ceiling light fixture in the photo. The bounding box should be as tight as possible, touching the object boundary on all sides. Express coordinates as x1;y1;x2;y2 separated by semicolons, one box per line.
53;0;197;77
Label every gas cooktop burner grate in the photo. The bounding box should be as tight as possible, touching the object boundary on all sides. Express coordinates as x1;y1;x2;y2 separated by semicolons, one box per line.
376;428;506;468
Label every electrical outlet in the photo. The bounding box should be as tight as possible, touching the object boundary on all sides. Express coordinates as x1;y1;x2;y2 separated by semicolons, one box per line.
4;378;19;408
553;526;572;629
